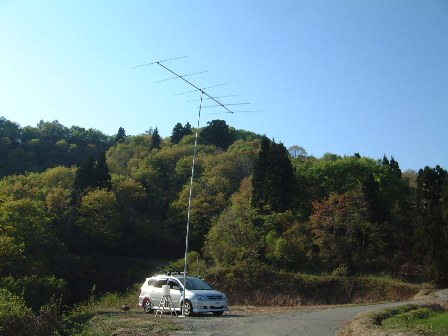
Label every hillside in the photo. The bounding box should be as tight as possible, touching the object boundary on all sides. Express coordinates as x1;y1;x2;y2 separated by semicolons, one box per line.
0;116;447;316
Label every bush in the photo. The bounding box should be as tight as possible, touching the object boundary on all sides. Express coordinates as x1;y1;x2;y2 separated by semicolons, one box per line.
1;275;67;311
331;264;349;277
0;288;66;336
0;288;32;336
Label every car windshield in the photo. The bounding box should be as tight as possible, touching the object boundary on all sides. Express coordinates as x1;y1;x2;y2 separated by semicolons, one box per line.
179;277;213;290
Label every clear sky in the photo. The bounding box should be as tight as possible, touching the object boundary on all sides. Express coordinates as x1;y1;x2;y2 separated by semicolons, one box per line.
1;0;447;171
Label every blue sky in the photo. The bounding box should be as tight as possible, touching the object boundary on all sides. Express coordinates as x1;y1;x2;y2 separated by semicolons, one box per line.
1;0;447;171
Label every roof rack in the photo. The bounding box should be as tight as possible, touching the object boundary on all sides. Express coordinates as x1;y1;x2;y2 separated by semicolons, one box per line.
156;266;189;276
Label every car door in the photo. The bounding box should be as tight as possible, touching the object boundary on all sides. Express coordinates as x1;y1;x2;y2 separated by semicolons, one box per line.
150;279;167;307
167;279;182;309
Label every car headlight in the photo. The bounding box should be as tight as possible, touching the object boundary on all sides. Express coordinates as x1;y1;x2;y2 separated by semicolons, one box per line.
192;294;208;301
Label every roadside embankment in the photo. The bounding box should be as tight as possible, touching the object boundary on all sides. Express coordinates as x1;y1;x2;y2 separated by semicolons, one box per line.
207;267;422;306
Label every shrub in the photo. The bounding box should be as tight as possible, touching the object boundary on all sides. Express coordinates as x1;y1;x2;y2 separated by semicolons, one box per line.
331;264;349;277
0;288;32;336
1;275;67;311
0;288;66;336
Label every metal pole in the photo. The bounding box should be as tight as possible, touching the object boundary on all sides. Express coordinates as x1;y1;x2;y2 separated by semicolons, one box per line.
181;90;203;317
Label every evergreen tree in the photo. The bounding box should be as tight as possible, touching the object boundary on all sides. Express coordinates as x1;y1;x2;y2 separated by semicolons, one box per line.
362;173;381;222
73;155;96;195
115;127;127;143
184;122;192;136
171;123;184;144
73;152;112;201
150;127;161;150
265;142;294;212
95;152;112;190
389;156;402;179
414;165;448;285
0;117;21;143
251;137;294;212
251;136;270;209
200;119;234;150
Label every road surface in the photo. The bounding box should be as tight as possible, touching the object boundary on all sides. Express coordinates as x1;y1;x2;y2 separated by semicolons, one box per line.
171;291;447;336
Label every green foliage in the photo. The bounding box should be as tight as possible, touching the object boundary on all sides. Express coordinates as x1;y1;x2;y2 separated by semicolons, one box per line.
171;122;193;144
204;177;263;267
331;264;350;277
1;116;447;318
150;127;161;150
0;288;33;336
252;137;294;212
169;251;208;278
0;287;65;336
0;197;63;275
75;189;120;252
0;117;113;177
73;153;112;199
414;165;448;285
1;275;67;311
288;145;308;159
0;116;21;142
377;304;448;336
0;235;24;274
200;119;234;150
114;127;126;144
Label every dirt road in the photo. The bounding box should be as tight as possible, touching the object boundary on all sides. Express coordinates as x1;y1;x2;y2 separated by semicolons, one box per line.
171;291;448;336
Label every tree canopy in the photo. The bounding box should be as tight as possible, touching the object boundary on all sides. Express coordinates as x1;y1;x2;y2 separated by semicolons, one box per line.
0;115;447;314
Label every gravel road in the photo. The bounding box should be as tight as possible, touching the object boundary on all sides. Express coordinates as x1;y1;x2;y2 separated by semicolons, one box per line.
170;291;448;336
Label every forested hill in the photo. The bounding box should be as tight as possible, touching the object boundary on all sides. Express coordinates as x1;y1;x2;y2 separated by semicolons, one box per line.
0;116;447;310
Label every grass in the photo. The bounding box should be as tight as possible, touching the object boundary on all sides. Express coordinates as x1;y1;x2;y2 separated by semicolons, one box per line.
377;305;448;336
66;286;181;336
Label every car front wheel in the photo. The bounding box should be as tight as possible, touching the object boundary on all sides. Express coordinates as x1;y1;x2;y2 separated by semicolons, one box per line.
183;300;194;317
143;299;152;314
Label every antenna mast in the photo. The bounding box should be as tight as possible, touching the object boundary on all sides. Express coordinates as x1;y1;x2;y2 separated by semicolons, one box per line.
134;57;253;317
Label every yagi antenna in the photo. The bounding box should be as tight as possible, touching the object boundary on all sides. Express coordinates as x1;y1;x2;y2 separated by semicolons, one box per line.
132;56;187;68
133;57;259;317
133;56;259;114
175;83;229;96
202;103;250;109
186;94;240;103
150;60;233;113
155;70;208;83
207;110;261;115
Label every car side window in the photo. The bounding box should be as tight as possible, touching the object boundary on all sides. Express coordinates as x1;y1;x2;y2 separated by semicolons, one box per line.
153;279;167;288
168;280;180;290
